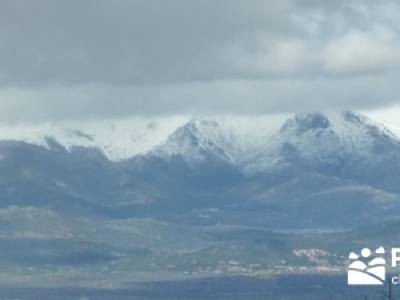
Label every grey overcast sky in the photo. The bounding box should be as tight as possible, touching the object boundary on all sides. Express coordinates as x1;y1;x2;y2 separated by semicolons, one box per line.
1;0;400;124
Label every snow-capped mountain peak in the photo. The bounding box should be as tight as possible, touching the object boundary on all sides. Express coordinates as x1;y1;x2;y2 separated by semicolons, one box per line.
241;111;400;174
0;117;189;161
151;115;288;164
278;111;400;154
151;118;238;163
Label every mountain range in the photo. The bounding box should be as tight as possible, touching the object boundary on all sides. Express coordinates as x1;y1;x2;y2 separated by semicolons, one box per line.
1;111;400;228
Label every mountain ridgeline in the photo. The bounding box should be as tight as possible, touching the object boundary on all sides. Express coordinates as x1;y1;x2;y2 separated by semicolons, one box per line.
1;111;399;230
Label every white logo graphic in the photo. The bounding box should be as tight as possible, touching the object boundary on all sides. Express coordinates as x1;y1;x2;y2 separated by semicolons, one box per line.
348;247;386;285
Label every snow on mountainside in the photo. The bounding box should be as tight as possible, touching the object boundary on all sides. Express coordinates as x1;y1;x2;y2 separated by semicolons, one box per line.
151;115;288;164
246;111;400;173
0;117;188;161
152;111;400;174
280;111;400;157
0;111;399;167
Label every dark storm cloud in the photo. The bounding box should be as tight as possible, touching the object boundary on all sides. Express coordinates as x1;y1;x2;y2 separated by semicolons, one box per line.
0;0;400;123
